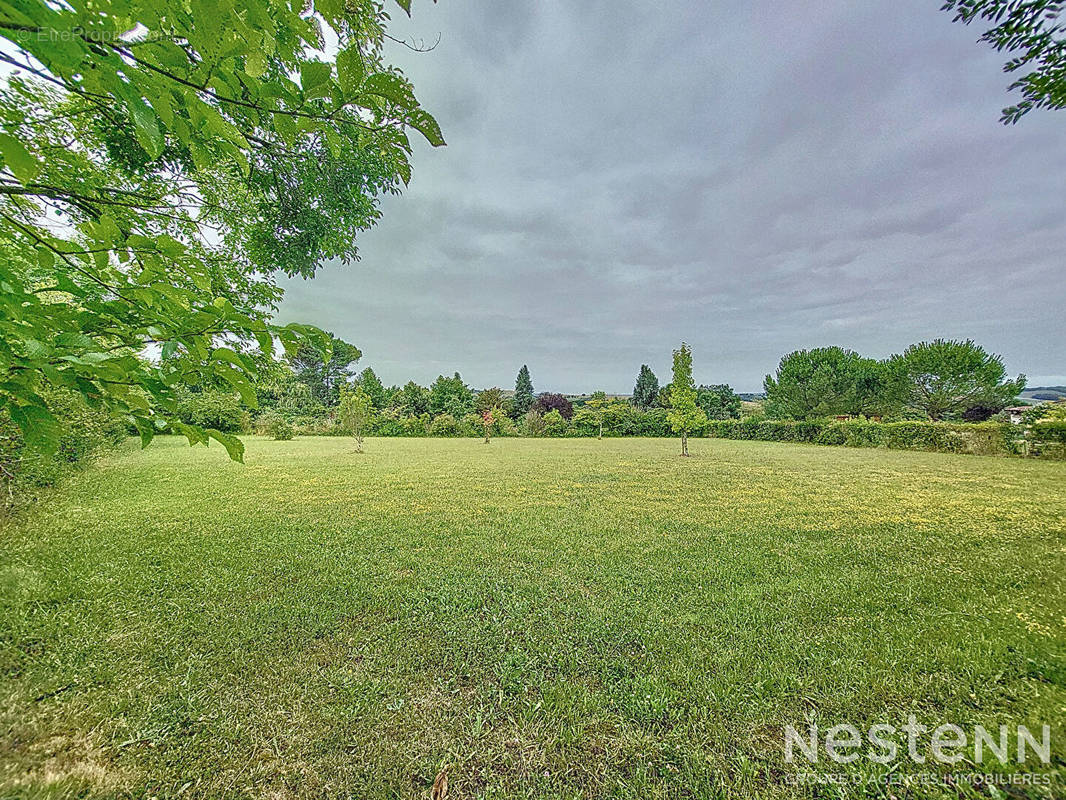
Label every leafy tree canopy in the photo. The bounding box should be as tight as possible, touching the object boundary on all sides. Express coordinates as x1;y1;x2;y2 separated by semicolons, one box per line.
889;339;1025;421
356;366;386;409
395;380;430;416
290;335;362;408
428;373;473;418
0;0;441;459
475;387;504;413
666;343;704;455
696;384;742;420
533;393;573;421
944;0;1066;123
764;347;890;420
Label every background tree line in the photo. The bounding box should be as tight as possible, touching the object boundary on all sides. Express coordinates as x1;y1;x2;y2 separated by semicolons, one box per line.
763;339;1025;422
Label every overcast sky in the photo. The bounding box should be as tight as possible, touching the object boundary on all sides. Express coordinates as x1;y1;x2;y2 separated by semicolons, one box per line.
277;0;1065;394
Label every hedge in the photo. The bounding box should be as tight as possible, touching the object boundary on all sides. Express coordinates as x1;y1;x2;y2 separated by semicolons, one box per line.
1;389;126;507
262;409;1055;459
703;419;1025;457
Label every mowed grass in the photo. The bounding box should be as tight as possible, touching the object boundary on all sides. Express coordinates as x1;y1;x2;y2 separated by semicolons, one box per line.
1;437;1064;799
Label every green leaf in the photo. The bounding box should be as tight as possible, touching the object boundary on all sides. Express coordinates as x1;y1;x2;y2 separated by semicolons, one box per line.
213;362;257;408
407;107;446;147
300;61;333;94
134;417;155;449
245;51;268;78
0;133;40;182
206;428;245;462
336;47;364;96
128;99;164;160
10;404;61;454
364;72;417;109
210;346;252;373
21;338;50;362
56;332;95;349
394;0;412;15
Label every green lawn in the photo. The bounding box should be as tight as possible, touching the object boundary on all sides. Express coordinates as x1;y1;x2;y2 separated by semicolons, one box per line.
1;437;1064;798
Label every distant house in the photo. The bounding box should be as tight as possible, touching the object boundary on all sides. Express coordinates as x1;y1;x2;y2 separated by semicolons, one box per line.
1004;407;1029;424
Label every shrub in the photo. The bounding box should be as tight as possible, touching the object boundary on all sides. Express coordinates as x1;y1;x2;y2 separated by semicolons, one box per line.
373;412;431;437
522;410;546;437
841;420;886;448
542;409;571;436
366;409;409;437
459;413;484;437
533;393;574;420
1031;421;1066;458
704;418;1025;458
257;412;295;440
483;409;518;437
269;417;295;441
289;415;343;436
428;413;461;437
176;389;249;433
1;388;125;504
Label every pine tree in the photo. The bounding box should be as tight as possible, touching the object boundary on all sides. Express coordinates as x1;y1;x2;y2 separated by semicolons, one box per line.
666;344;705;456
514;365;534;418
632;364;659;408
357;367;386;409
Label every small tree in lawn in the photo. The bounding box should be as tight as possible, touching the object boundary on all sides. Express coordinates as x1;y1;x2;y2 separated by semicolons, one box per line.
481;407;495;444
667;343;705;456
339;387;372;453
476;387;505;414
586;391;609;439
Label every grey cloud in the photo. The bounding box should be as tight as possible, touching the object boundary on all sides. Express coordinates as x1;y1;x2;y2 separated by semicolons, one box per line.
278;0;1065;393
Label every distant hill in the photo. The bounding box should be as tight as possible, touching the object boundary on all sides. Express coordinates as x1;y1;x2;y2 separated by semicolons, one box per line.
1019;386;1066;404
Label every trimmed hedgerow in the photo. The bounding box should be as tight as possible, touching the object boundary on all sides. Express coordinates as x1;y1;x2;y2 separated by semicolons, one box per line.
704;419;1026;457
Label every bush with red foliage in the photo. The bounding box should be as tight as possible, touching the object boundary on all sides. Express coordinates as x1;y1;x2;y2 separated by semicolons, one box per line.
533;393;574;420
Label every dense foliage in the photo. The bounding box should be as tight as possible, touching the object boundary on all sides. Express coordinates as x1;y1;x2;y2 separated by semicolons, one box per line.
666;343;704;455
696;384;741;420
0;0;441;462
290;336;362;407
705;418;1032;457
429;373;474;418
355;366;386;409
533;392;573;421
631;364;659;408
944;0;1066;123
513;365;534;418
888;339;1025;421
765;340;1023;422
0;387;124;504
764;347;890;419
221;338;1050;459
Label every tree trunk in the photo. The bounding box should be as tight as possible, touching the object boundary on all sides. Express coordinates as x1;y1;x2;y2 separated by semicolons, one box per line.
681;432;688;456
598;421;603;440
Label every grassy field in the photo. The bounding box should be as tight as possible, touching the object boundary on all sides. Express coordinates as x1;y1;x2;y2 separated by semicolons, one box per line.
1;437;1064;799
